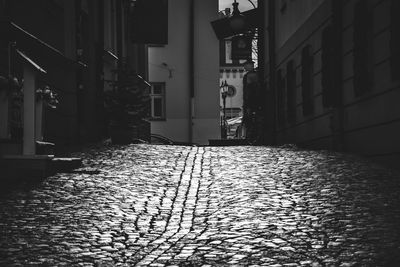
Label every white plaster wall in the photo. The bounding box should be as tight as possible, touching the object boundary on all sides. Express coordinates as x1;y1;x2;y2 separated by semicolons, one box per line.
148;0;190;142
220;70;244;116
193;0;220;144
149;0;220;145
151;119;190;143
192;118;220;144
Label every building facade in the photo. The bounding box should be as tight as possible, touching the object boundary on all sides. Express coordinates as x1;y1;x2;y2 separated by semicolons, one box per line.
219;38;246;120
219;37;247;139
148;0;220;145
262;0;400;167
0;0;144;157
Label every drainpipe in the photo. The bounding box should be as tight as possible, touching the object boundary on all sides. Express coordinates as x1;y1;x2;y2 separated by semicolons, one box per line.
332;0;344;151
268;0;277;144
75;0;82;144
116;0;123;71
257;0;266;144
97;0;105;138
189;0;194;143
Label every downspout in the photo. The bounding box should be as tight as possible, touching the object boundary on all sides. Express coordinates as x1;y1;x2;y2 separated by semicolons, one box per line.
189;0;194;143
268;0;277;144
116;0;123;71
75;0;83;143
97;0;105;138
257;0;266;144
332;0;344;151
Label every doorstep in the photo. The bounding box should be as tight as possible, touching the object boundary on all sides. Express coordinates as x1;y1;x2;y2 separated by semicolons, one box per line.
51;157;83;173
208;139;251;146
0;155;83;186
0;154;54;180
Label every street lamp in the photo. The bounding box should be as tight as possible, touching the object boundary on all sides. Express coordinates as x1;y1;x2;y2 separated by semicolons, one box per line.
220;80;229;139
230;0;246;32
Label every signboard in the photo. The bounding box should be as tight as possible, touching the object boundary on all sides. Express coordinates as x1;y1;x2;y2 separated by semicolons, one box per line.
231;35;252;60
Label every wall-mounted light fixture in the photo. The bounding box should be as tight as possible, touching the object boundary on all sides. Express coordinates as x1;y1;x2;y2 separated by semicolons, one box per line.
161;62;173;78
211;0;258;40
220;80;229;139
230;0;246;32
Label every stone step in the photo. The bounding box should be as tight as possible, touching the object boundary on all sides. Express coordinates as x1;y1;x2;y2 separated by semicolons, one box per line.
208;139;251;146
36;141;55;155
0;156;83;190
0;155;54;182
51;157;83;173
0;156;83;178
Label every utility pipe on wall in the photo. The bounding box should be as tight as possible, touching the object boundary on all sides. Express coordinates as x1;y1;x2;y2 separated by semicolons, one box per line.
267;0;277;145
189;0;194;143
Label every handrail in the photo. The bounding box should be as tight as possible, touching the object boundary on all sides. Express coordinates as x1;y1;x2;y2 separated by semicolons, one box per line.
0;20;82;67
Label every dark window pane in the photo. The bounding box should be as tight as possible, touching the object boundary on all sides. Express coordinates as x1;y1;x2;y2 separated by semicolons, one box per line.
153;84;163;95
153;98;163;117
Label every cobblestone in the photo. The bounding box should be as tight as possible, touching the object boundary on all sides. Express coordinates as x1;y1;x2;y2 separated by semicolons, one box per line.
1;144;400;266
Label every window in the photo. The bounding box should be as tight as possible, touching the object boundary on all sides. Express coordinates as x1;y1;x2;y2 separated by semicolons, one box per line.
150;83;166;120
232;70;237;78
219;69;224;79
301;45;314;116
353;0;372;96
220;39;248;66
286;60;296;123
223;40;233;65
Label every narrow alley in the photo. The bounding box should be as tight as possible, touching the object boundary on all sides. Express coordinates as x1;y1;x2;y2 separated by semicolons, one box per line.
1;144;400;266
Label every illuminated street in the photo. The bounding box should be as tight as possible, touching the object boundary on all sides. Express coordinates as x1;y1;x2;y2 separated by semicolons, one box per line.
1;144;400;266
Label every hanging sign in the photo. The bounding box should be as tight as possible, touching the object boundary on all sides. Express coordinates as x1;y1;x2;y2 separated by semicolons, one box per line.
231;35;252;60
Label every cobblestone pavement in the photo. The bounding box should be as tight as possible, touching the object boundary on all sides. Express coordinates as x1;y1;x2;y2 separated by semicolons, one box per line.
1;144;400;266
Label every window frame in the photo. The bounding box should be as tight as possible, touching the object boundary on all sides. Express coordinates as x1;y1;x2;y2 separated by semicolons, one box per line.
149;82;166;120
220;39;247;66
